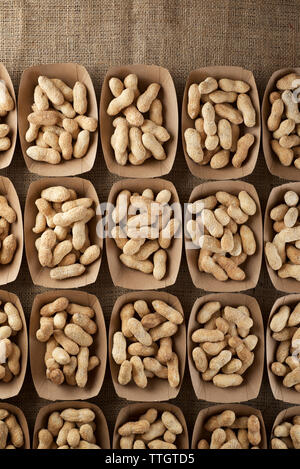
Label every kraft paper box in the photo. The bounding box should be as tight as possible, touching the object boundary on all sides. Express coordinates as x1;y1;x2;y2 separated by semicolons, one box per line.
33;401;110;449
267;294;300;404
262;67;300;181
106;178;182;290
188;293;264;403
191;403;267;449
100;64;178;178
0;290;27;400
30;290;107;401
182;66;260;180
185;180;263;292
24;176;102;289
109;291;186;402
0;402;30;449
264;182;300;293
0;176;23;286
18;62;98;176
112;402;189;449
0;63;17;169
271;406;300;448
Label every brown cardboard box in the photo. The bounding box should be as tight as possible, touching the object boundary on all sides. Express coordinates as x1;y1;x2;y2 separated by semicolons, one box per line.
262;67;300;180
109;290;185;402
100;64;178;178
107;178;182;289
188;293;264;403
33;401;110;449
185;180;262;292
0;63;17;170
24;177;102;289
0;402;30;449
182;66;260;180
18;63;98;176
30;289;107;401
267;294;300;404
270;405;300;448
0;290;27;400
264;182;300;293
112;402;189;449
191;403;267;449
0;176;23;286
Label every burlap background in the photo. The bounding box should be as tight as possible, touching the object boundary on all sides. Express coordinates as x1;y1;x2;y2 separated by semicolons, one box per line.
0;0;299;447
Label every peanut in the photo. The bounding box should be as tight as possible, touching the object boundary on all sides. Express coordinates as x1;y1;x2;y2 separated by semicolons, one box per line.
232;133;255;168
187;84;201;119
184;128;203;163
266;189;300;277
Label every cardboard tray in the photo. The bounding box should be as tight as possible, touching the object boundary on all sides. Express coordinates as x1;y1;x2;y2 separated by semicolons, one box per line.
100;64;178;178
109;291;186;402
266;294;300;404
112;402;189;449
0;291;27;400
188;293;264;403
0;402;30;448
0;63;17;169
270;405;300;448
33;401;110;449
24;177;102;289
262;67;300;180
18;62;98;176
30;289;107;401
0;176;23;286
106;178;182;290
182;66;261;180
185;180;263;292
264;182;300;293
191;403;267;449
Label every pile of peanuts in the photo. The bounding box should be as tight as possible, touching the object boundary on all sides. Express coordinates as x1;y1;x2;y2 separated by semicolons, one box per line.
0;408;25;449
111;188;180;280
0;301;22;383
107;74;170;166
186;190;257;281
267;73;300;168
184;77;256;169
112;299;182;389
118;408;183;449
265;190;300;281
36;297;100;387
198;409;262;449
25;76;97;164
37;407;100;449
272;416;300;449
269;301;300;392
0;195;17;265
191;301;258;388
0;80;14;152
33;185;100;280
